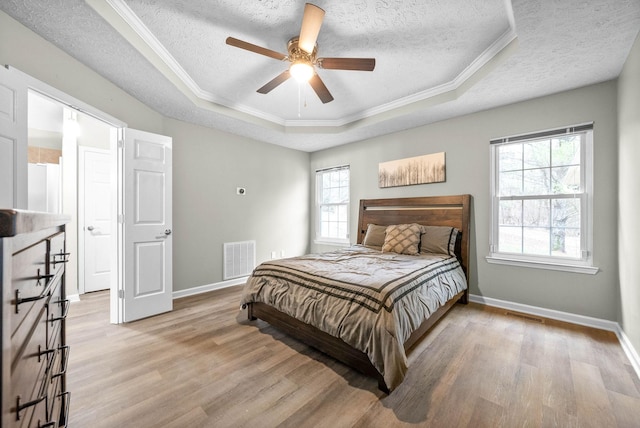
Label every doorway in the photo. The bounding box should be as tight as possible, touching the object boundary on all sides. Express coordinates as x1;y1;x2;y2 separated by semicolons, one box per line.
2;65;173;324
27;90;116;298
78;147;113;294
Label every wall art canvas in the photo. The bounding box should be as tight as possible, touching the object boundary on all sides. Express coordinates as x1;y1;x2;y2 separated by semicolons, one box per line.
378;152;445;188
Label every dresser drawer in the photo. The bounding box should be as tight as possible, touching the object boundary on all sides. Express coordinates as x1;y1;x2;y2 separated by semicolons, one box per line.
46;278;68;349
11;270;60;362
46;361;61;422
47;390;70;428
46;319;62;359
12;309;49;424
11;239;50;336
45;343;69;421
16;390;48;428
48;231;68;277
45;300;64;369
45;297;69;427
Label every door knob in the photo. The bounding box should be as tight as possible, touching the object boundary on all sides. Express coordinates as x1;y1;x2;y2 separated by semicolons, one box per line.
87;226;94;231
164;229;172;235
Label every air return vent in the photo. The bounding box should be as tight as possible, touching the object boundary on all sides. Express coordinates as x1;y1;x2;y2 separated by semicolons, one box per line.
505;311;544;323
223;240;256;280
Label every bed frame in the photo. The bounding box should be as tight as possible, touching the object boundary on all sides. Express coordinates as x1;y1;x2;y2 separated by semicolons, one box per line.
247;195;472;393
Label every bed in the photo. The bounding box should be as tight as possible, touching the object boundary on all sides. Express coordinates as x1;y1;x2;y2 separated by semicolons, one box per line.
240;195;471;393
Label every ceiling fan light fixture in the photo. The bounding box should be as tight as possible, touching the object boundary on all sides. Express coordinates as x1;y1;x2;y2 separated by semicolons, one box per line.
226;5;374;103
290;61;314;82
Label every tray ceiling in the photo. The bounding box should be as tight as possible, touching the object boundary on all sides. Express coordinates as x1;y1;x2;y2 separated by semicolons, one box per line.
2;0;639;151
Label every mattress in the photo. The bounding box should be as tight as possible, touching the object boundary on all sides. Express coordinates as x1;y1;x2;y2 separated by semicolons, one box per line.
240;244;468;390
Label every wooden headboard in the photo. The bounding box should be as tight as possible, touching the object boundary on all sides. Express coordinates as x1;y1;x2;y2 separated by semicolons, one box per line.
357;195;472;301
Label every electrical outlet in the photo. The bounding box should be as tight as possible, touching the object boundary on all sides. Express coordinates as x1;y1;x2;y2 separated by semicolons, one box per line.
236;187;246;195
271;251;277;259
280;250;285;258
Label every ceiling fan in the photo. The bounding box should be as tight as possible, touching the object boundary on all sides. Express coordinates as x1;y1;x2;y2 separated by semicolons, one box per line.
226;3;375;104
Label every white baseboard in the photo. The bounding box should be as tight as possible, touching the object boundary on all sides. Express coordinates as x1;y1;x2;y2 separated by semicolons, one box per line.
469;293;640;381
172;277;247;299
617;328;640;380
469;294;619;331
70;280;244;302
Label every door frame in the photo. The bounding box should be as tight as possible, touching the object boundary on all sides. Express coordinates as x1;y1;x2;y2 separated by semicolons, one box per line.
9;67;128;323
78;146;113;295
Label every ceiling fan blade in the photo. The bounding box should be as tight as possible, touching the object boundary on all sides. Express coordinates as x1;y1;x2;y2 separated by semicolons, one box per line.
257;70;291;94
318;58;376;71
298;3;325;54
308;74;334;104
226;37;287;61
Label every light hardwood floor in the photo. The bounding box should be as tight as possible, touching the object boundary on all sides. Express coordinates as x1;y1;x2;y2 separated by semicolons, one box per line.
67;286;640;427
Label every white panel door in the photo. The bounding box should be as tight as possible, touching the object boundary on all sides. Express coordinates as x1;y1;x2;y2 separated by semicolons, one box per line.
123;128;172;322
80;148;112;293
0;66;27;208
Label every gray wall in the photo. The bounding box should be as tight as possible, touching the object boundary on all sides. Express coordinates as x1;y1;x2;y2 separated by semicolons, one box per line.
165;118;309;291
618;33;640;355
0;11;164;134
311;81;619;321
1;11;310;295
2;9;631;328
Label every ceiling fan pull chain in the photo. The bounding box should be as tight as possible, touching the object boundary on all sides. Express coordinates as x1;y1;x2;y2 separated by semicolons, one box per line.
298;83;302;117
304;85;308;108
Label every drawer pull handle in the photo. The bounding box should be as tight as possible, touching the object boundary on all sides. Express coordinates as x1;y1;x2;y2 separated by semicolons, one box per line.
36;268;55;285
38;391;71;428
52;345;70;379
16;393;47;421
14;273;57;313
58;391;71;427
38;344;57;362
20;269;54;284
15;287;49;313
50;299;71;325
51;252;71;265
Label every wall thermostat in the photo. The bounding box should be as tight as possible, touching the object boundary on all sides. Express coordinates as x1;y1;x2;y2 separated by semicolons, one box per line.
236;187;246;195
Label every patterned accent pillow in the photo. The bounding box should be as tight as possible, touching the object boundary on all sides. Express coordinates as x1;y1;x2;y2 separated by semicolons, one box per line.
419;225;459;256
382;223;422;255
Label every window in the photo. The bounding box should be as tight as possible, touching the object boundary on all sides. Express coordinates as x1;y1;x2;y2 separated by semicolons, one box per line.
316;165;350;244
487;123;597;274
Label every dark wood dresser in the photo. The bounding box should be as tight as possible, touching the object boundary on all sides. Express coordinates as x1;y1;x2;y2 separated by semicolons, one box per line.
1;210;71;428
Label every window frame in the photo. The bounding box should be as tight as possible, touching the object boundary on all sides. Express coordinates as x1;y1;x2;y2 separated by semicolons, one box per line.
486;123;598;274
315;165;351;246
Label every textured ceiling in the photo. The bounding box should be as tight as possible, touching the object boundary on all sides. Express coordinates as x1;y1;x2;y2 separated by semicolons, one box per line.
2;0;639;151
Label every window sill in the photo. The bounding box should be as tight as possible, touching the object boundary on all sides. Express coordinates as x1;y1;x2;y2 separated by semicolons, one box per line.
314;239;351;247
485;256;599;275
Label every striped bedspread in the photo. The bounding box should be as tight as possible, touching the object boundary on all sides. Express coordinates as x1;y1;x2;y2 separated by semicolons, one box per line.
240;244;467;390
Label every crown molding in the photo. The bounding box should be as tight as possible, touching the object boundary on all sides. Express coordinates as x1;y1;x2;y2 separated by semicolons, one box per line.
92;0;517;132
